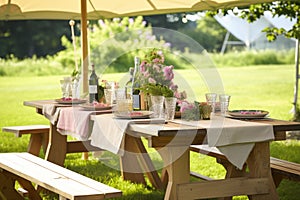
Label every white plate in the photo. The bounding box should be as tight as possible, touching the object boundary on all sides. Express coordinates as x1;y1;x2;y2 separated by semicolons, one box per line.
227;110;269;119
114;111;153;119
81;104;112;111
55;98;86;104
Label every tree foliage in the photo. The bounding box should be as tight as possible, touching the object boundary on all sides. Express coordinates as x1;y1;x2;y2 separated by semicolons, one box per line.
240;0;299;41
58;16;172;73
0;20;74;58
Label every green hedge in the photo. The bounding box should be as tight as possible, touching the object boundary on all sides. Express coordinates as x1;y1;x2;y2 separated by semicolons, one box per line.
0;49;296;77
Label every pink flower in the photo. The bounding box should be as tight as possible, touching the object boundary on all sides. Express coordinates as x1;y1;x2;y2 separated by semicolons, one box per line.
180;101;195;112
143;71;150;77
163;65;174;81
140;61;147;73
153;64;161;73
180;91;187;99
148;77;156;84
152;58;161;63
170;83;178;91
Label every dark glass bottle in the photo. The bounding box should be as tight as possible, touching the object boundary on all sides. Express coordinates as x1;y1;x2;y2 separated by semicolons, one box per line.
132;57;141;110
89;64;99;103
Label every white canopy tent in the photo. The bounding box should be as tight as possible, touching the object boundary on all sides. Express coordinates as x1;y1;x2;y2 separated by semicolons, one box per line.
215;11;299;115
215;11;296;51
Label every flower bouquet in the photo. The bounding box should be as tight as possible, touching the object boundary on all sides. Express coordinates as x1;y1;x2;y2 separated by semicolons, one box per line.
179;101;212;121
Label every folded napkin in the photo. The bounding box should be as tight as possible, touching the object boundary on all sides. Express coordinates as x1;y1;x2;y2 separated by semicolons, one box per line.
42;104;61;124
172;116;274;169
90;114;165;155
56;107;94;141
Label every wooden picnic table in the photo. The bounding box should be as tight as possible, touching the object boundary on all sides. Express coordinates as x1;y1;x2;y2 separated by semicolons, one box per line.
24;99;300;200
23;100;105;165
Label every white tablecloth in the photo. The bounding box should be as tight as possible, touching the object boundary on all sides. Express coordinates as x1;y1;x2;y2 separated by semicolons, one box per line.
90;114;165;155
172;116;274;169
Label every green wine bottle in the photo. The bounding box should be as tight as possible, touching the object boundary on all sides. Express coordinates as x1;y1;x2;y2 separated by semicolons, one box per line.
89;64;99;103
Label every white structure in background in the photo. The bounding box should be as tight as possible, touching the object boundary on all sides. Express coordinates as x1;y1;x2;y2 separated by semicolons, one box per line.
215;11;300;117
214;11;296;53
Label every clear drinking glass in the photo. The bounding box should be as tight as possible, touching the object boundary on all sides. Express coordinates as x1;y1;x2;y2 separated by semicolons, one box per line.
104;89;113;105
164;97;177;121
60;77;72;98
150;96;165;118
115;88;126;100
219;94;231;116
205;93;217;113
115;88;132;113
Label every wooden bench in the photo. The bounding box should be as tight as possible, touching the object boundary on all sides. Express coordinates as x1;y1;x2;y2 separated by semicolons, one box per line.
2;125;50;156
190;145;300;187
0;152;122;200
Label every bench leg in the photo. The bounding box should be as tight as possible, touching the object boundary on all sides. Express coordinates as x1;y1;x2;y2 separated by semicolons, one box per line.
28;132;49;156
0;171;24;200
28;134;43;156
1;169;42;200
42;131;49;154
271;171;283;188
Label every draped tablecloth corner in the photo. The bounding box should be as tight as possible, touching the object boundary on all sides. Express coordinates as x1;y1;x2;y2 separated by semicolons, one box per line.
172;115;274;169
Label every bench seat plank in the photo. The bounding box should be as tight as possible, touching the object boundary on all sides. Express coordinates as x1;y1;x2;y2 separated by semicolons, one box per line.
2;125;49;137
190;144;300;186
0;152;121;200
2;125;50;156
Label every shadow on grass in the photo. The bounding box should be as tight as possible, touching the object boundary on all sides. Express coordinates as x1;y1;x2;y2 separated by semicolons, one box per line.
55;153;165;200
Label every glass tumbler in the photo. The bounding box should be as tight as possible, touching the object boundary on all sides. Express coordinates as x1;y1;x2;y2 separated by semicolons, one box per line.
219;94;231;116
205;93;217;113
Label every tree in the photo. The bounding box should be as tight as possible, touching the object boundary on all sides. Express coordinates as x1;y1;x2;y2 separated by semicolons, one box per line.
239;1;299;41
0;20;75;58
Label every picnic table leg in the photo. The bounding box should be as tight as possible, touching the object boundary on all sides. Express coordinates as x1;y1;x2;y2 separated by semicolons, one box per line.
120;134;146;185
157;146;190;200
247;142;279;200
133;137;164;190
45;123;67;166
216;159;247;200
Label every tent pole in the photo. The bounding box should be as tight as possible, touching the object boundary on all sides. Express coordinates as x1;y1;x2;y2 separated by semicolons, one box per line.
81;0;89;95
81;0;89;161
293;39;300;118
221;31;230;54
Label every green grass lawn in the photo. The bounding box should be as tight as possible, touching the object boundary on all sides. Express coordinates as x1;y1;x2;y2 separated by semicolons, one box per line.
0;64;300;199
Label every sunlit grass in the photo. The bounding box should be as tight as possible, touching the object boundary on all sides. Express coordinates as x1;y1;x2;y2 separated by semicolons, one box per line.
0;65;299;199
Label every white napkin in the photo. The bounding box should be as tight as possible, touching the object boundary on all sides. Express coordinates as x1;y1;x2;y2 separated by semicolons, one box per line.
90;114;165;155
42;104;61;124
172;116;274;169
